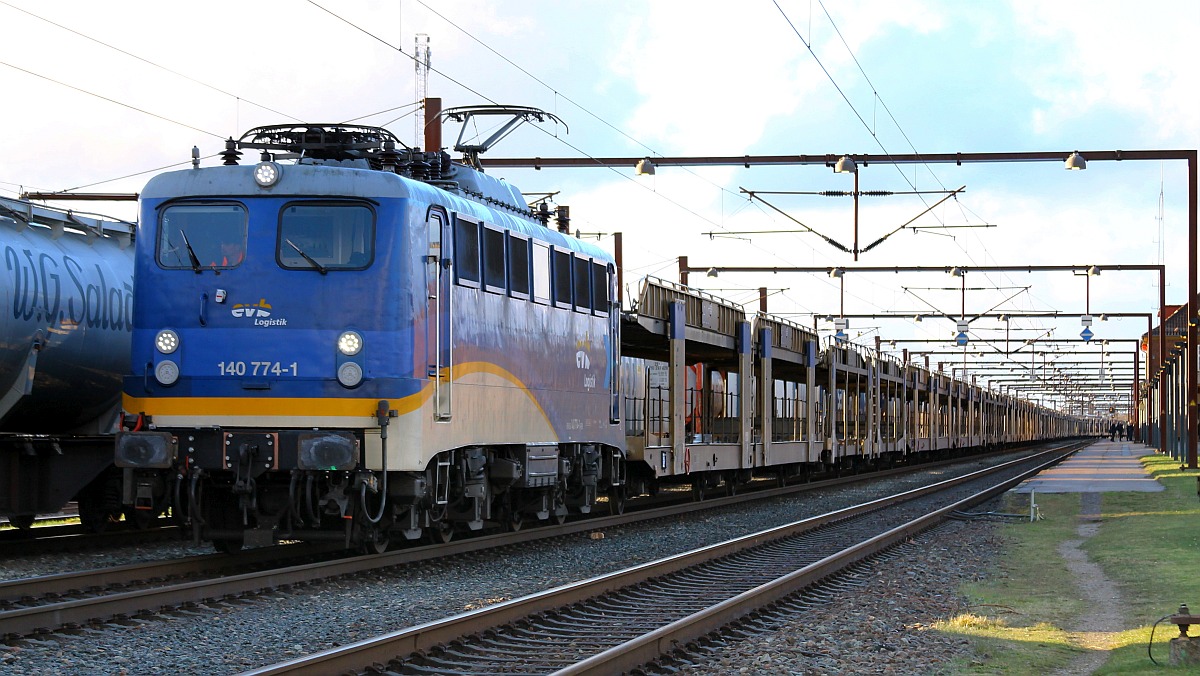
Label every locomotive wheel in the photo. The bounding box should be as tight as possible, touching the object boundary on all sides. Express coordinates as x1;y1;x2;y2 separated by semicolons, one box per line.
691;480;705;502
361;530;390;554
724;472;738;497
7;515;35;531
209;498;244;553
508;511;526;532
432;520;455;543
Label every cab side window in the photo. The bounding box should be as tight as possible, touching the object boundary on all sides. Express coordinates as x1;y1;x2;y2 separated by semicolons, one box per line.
454;216;481;287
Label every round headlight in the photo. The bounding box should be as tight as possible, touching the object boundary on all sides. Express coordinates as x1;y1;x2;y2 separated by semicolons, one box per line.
254;161;281;187
155;329;180;354
337;331;363;356
155;360;180;385
337;362;363;388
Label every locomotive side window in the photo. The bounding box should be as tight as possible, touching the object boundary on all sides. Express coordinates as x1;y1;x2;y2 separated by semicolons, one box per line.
482;225;506;293
158;203;247;270
573;255;591;312
552;248;573;310
531;240;551;304
454;216;481;286
277;202;374;271
591;261;609;316
508;233;530;299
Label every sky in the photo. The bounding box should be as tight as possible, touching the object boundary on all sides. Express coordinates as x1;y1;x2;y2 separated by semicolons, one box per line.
2;0;1197;405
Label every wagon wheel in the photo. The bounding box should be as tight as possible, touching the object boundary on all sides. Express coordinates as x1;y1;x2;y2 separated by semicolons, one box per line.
7;515;35;531
724;471;738;497
606;486;626;516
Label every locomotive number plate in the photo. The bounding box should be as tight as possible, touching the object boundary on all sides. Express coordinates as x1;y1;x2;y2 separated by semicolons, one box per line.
218;361;299;376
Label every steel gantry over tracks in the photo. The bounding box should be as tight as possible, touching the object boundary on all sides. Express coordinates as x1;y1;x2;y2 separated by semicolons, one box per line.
484;149;1199;469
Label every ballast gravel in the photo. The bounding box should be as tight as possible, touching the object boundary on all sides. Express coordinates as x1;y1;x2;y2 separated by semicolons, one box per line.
0;458;1015;675
678;516;1000;675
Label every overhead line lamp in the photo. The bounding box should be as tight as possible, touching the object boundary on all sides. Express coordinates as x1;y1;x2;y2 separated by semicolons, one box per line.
1065;151;1087;170
706;267;719;278
833;155;857;174
635;158;656;176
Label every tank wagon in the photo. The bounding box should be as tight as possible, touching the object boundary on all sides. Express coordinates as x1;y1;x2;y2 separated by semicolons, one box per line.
116;108;1097;551
0;195;134;530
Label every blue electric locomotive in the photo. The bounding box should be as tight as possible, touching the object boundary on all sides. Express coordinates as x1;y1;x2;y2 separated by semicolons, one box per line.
116;114;624;551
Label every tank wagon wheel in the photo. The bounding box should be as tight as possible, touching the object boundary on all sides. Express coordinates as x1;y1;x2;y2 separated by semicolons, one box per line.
7;515;35;531
78;501;116;533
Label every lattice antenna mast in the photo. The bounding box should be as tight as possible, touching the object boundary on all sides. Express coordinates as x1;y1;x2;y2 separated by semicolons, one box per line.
414;33;431;148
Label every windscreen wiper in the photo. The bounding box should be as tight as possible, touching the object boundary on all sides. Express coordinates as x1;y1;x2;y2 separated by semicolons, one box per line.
286;239;328;274
178;230;202;273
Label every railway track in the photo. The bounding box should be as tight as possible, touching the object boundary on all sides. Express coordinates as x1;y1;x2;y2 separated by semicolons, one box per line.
0;442;1077;643
238;439;1090;675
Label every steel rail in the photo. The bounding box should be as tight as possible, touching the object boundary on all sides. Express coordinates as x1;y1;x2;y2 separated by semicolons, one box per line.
0;521;178;553
561;438;1091;674
239;441;1087;675
0;442;1033;631
0;542;339;604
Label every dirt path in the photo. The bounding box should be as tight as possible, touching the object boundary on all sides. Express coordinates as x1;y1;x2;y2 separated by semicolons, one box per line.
1051;492;1124;675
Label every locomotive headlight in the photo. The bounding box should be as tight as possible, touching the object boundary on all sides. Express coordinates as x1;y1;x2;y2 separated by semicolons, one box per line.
155;360;180;385
253;161;282;187
155;329;180;354
337;362;363;388
337;331;363;356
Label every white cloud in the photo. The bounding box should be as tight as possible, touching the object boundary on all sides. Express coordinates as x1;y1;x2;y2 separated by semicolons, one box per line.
1013;0;1200;142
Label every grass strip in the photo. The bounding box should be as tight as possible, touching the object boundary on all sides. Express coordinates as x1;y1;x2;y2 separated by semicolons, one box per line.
936;452;1200;674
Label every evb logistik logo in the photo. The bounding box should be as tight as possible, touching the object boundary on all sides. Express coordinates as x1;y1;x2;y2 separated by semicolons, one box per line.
232;298;287;327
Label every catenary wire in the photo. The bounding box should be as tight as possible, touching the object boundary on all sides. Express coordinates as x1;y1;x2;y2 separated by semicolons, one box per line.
0;0;304;122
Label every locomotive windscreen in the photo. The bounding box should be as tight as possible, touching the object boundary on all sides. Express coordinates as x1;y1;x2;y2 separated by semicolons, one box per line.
277;202;375;270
